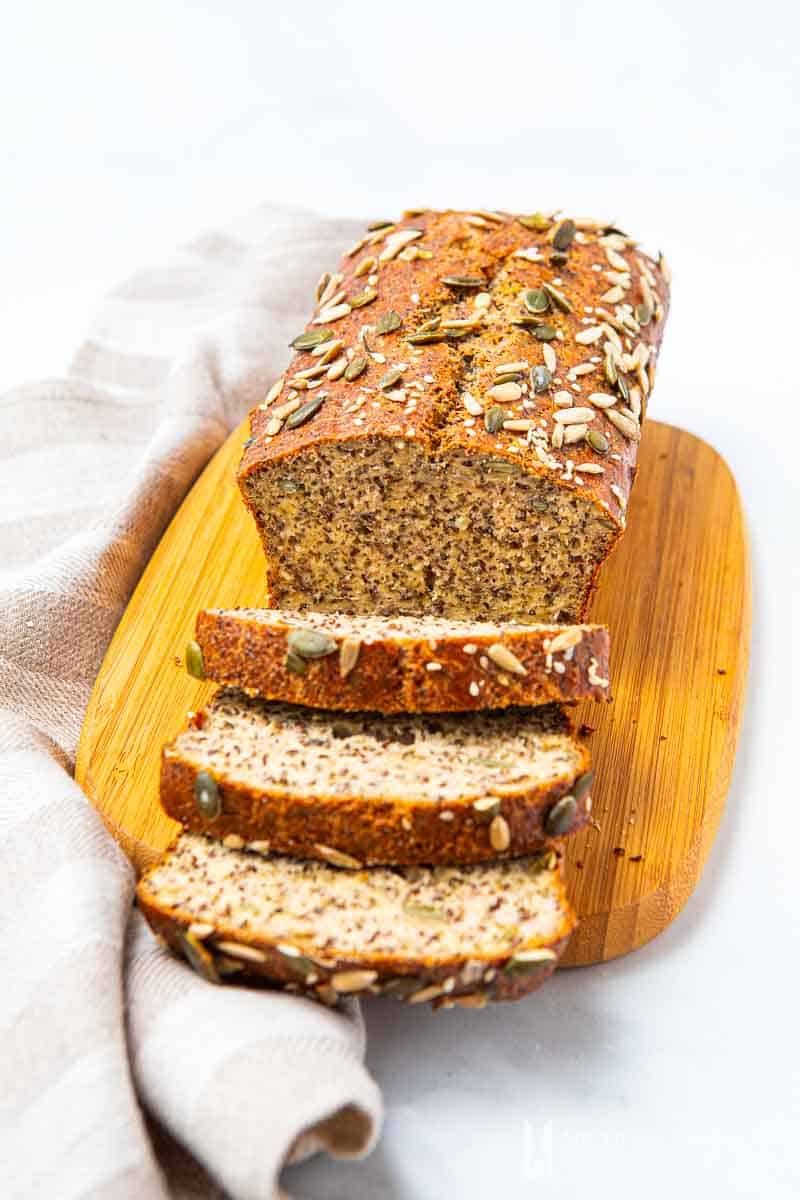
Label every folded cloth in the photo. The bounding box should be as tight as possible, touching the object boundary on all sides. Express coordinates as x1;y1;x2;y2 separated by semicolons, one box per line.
0;204;382;1199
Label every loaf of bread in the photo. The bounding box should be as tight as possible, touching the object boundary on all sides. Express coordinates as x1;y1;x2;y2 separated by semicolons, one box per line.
161;688;593;864
191;609;611;712
137;834;575;1007
238;209;669;622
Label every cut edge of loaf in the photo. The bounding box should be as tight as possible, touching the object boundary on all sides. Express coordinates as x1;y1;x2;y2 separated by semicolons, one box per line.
193;608;612;713
137;833;576;1008
160;689;594;865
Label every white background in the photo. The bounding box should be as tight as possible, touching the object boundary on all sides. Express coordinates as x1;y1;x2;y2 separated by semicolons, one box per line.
2;2;798;1197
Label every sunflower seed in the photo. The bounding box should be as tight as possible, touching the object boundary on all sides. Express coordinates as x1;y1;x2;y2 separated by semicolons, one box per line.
287;628;337;658
544;794;578;836
273;396;302;421
376;310;402;334
530;365;552;393
628;386;642;418
353;254;377;278
368;219;394;231
524;288;550;314
542;281;572;312
314;302;351;324
551;423;565;448
284;395;324;430
214;941;267;964
575;326;604;345
291;329;332;351
264;377;285;406
222;833;245;850
441;275;485;288
502;419;535;431
635;301;652;325
185;640;205;680
338;636;361;678
379;229;423;262
552;219;576;250
504;948;557;975
487;381;522;403
606;408;641;440
462;392;484;416
485;406;505;433
495;360;529;374
194;770;220;821
563;423;588;444
542;344;557;373
605;247;628;271
554;390;573;407
331;969;378;993
487;643;527;675
473;796;502;815
588;392;617;409
489;814;511;851
554;406;594;424
586;429;610;454
314;844;364;869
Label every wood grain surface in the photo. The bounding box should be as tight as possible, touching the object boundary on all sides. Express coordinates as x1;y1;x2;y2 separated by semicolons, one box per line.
75;418;751;967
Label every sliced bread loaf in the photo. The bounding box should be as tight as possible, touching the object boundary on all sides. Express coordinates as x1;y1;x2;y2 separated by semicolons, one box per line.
190;608;611;713
137;834;575;1007
161;689;593;865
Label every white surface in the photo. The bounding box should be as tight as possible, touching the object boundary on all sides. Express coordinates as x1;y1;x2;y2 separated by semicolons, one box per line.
2;1;798;1197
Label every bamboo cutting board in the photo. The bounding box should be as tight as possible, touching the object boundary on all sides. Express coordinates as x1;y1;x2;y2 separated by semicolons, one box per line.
75;418;750;967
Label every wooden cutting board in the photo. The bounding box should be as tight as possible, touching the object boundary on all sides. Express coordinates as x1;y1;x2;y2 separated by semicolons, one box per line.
75;418;750;967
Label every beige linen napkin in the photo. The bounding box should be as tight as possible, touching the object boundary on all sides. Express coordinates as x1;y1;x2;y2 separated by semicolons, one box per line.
0;204;382;1199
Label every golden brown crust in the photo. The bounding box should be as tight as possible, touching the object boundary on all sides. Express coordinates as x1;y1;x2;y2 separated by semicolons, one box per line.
160;707;593;866
137;847;576;1007
195;609;611;713
237;209;670;613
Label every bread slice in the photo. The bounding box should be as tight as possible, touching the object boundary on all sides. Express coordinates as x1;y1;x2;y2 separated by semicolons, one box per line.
161;689;593;865
137;834;575;1007
191;608;611;713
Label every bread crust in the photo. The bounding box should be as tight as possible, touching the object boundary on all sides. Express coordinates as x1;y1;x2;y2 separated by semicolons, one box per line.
137;843;576;1008
237;210;670;618
195;608;611;713
160;703;593;866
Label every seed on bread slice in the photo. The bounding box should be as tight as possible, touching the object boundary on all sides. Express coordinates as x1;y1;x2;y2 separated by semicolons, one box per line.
161;689;594;865
190;608;611;713
137;834;576;1007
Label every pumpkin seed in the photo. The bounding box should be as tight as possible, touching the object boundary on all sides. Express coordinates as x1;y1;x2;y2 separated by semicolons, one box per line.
635;301;652;326
552;219;576;250
367;219;393;231
542;282;572;313
276;947;317;977
485;406;505;434
376;310;402;334
349;288;377;309
406;330;448;345
379;366;405;390
285;650;307;676
403;900;447;923
530;365;552;393
287;628;337;658
382;976;424;997
504;948;557;976
285;395;324;430
418;316;441;333
616;373;630;404
586;429;610;455
194;770;221;821
277;477;301;493
544;794;577;836
290;329;332;351
178;930;220;983
604;352;618;386
185;640;205;680
524;288;550;314
485;459;520;475
532;324;557;341
440;275;485;288
517;212;550;230
344;356;368;381
574;770;595;803
549;251;569;267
